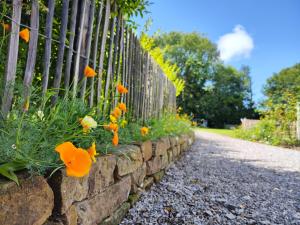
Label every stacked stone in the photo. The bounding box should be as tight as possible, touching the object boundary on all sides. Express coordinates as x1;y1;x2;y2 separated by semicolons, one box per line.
0;131;195;225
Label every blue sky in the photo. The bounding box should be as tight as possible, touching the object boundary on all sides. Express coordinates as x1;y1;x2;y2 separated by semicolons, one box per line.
135;0;300;103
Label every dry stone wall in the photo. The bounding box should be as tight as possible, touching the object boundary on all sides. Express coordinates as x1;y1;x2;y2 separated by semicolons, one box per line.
0;131;195;225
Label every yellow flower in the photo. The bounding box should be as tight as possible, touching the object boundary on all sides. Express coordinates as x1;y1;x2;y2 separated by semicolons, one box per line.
87;142;98;162
140;127;149;136
80;115;97;133
55;142;92;177
110;115;117;123
120;119;127;128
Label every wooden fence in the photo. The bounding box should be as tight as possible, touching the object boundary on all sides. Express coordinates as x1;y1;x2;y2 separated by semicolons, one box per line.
0;0;176;121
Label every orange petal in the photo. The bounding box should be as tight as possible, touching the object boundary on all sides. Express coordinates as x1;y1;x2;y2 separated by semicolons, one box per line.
118;103;127;112
84;65;96;77
19;28;30;43
2;23;10;31
66;148;92;177
117;84;128;94
112;132;119;146
55;142;77;164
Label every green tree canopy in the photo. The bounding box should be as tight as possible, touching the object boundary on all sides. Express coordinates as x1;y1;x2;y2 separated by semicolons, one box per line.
263;63;300;105
153;32;257;127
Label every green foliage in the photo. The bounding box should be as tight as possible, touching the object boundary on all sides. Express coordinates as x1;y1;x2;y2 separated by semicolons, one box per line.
152;32;258;127
116;0;151;18
234;120;280;145
235;63;300;147
140;33;185;96
263;63;300;104
0;96;192;183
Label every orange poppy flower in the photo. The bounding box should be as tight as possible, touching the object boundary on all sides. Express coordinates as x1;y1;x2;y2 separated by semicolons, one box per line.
2;23;10;31
118;102;127;112
19;28;30;43
112;132;119;146
117;84;128;94
111;107;122;118
104;122;118;132
84;65;96;78
87;142;98;162
55;142;92;177
109;123;118;132
140;127;149;136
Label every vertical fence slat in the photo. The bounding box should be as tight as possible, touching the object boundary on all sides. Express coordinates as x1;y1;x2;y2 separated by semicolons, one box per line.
125;30;133;109
1;0;177;118
129;34;136;114
80;0;95;100
42;0;55;98
114;19;124;107
121;26;128;104
51;0;70;104
72;0;87;99
1;0;22;118
89;0;104;107
103;1;117;115
96;0;110;109
111;12;121;83
23;0;39;109
64;0;78;94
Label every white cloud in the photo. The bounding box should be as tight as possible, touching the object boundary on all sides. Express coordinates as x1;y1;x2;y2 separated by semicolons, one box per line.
217;25;254;62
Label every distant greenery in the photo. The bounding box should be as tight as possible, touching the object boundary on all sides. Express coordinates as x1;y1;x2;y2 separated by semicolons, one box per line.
235;63;300;147
140;33;185;96
152;32;258;127
197;127;236;138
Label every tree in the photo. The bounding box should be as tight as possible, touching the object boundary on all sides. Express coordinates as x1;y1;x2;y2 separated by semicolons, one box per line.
240;65;258;119
203;64;252;127
153;32;257;127
263;63;300;105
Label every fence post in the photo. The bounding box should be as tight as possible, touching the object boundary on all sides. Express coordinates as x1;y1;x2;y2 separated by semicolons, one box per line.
1;0;22;118
297;102;300;141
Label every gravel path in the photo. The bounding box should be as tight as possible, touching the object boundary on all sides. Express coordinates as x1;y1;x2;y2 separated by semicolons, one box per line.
121;131;300;225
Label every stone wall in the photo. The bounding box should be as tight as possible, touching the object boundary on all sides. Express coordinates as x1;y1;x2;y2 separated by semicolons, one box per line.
0;131;195;225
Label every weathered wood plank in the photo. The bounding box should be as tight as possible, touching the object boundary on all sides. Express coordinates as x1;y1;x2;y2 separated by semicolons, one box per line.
42;0;55;98
111;12;121;84
80;0;95;100
103;1;117;115
96;0;110;110
114;18;124;107
51;0;70;104
64;0;78;94
23;0;39;110
1;0;22;118
125;30;133;109
72;0;87;99
89;0;103;107
121;26;128;104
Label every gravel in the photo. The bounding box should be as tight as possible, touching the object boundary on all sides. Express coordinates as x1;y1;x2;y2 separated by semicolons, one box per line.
121;131;300;225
